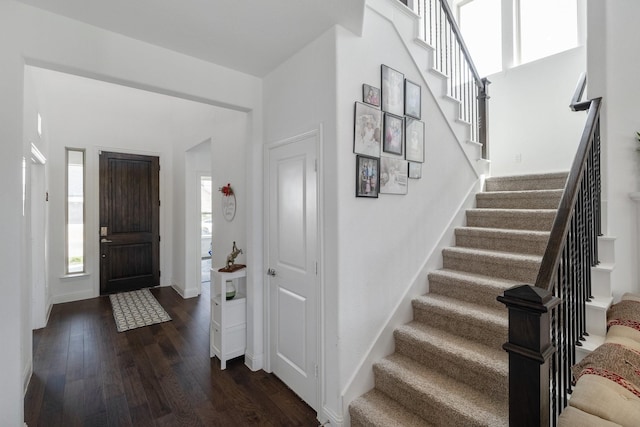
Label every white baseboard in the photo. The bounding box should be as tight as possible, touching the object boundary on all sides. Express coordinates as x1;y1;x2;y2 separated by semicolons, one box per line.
321;405;344;427
52;288;94;304
23;359;32;397
244;352;264;371
339;178;482;420
170;283;200;299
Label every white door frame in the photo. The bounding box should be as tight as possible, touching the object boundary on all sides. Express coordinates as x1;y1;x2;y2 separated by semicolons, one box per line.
263;126;324;414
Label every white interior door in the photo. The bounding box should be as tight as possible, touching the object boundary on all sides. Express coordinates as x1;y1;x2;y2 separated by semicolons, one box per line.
268;132;318;410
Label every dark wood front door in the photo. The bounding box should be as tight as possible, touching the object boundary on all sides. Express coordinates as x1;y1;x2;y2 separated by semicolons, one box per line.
99;151;160;295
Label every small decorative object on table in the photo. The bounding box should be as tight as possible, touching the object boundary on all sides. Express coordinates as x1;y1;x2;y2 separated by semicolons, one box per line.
218;241;245;273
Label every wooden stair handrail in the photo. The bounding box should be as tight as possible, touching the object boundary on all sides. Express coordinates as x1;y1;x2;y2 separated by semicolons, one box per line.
535;96;601;291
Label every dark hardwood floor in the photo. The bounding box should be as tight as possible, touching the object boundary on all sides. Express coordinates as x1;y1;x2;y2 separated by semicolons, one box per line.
24;284;319;427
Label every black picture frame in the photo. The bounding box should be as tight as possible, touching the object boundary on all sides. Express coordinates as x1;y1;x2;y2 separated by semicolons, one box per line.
381;65;404;116
408;162;422;179
405;118;425;163
356;155;380;198
383;113;404;156
404;79;421;119
353;102;382;157
362;84;380;107
380;157;408;195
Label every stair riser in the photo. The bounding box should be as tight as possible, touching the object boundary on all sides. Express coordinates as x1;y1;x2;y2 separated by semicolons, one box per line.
394;332;507;401
466;212;555;231
591;265;613;298
455;232;548;255
412;303;507;349
485;176;567;192
586;303;609;336
374;365;503;427
428;275;505;310
443;252;540;283
476;194;561;209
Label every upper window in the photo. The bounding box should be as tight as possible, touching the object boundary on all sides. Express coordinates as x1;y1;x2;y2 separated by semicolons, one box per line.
456;0;579;76
518;0;578;64
459;0;503;76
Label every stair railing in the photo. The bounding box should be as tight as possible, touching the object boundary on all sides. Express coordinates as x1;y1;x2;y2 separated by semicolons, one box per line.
498;73;602;426
415;0;490;157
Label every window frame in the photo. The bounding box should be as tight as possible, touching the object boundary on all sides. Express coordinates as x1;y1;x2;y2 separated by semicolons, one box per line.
454;0;582;75
65;147;86;275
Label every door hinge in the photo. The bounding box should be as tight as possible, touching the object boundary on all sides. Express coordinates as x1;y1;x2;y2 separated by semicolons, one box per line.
314;364;318;378
314;159;317;172
159;270;161;277
315;262;318;275
159;200;161;206
159;235;161;242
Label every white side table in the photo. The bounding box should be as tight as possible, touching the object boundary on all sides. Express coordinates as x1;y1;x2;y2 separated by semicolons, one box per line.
210;268;247;369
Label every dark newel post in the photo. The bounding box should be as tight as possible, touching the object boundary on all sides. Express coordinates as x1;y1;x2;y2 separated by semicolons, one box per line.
497;284;561;426
478;77;490;159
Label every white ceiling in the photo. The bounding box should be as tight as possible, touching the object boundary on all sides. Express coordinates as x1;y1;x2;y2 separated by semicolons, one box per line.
16;0;365;77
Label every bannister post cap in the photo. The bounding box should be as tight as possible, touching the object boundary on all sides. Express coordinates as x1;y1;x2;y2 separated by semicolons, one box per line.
497;284;561;312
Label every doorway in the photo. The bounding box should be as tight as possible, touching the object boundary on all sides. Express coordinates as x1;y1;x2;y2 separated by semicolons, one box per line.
200;175;213;285
99;151;160;294
266;130;320;411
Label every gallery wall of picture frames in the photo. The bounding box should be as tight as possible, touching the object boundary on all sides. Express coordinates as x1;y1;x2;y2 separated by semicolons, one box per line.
355;64;425;198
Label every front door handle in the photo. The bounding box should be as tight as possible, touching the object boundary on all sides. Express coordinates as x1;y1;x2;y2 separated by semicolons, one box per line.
267;268;277;277
101;238;113;243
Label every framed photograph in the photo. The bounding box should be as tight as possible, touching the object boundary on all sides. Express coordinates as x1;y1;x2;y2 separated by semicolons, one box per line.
381;65;404;116
356;155;380;198
354;102;382;157
408;162;422;179
405;79;421;119
405;118;425;163
362;84;380;107
380;157;408;195
383;113;404;156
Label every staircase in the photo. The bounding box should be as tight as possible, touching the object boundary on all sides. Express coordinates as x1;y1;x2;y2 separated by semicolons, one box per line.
349;172;568;426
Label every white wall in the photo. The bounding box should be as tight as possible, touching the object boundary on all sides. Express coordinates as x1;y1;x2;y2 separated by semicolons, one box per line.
488;47;587;176
0;2;262;423
169;108;247;301
0;2;27;423
263;26;339;421
336;4;477;420
588;0;640;299
264;4;480;423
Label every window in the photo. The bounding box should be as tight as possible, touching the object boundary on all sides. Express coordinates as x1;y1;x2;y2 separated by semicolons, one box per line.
66;149;85;274
459;0;503;76
518;0;578;64
456;0;579;76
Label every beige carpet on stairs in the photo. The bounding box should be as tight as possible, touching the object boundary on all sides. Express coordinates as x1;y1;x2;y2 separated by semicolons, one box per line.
349;172;568;427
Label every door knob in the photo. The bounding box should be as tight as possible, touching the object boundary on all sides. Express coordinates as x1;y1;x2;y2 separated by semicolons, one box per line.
267;268;277;277
101;238;113;243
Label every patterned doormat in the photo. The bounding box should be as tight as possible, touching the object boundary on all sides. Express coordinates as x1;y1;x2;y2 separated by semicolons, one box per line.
109;289;172;332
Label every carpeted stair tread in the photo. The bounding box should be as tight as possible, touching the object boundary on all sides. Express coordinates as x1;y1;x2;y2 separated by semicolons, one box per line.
412;294;507;348
428;268;519;309
374;353;507;426
442;246;542;283
466;208;557;231
349;389;432;427
476;189;563;209
455;226;550;255
395;321;507;398
485;172;568;192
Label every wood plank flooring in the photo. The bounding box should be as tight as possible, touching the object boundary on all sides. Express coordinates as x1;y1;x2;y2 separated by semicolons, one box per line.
24;285;319;426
